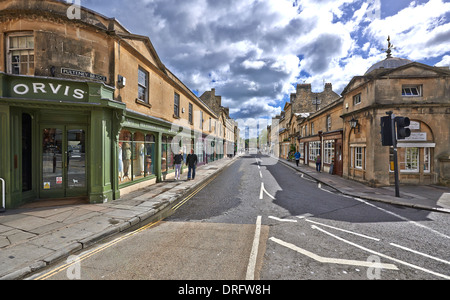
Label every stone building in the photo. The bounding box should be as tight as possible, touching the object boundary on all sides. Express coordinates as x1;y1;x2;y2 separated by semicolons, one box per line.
297;98;344;175
276;82;341;163
0;0;236;208
290;83;341;114
199;88;236;159
341;49;450;186
274;40;449;187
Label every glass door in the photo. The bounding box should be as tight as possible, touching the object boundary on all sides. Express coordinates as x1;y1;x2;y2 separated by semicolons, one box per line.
40;126;87;199
66;128;86;196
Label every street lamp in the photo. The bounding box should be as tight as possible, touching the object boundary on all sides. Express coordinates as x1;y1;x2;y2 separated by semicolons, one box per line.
349;117;359;130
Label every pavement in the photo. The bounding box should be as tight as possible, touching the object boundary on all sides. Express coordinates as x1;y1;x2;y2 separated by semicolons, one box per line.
1;154;449;280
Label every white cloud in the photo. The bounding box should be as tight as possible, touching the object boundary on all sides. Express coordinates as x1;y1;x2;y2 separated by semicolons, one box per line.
366;0;450;60
83;0;450;121
436;55;450;67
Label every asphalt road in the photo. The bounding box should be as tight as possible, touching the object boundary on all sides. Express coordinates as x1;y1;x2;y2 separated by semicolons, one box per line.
30;154;450;281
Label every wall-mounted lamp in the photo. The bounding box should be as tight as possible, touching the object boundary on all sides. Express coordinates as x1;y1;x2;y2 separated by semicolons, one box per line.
349;117;359;130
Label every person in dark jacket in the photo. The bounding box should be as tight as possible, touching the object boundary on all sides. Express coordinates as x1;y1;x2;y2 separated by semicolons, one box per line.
173;150;183;180
186;149;198;180
316;155;321;172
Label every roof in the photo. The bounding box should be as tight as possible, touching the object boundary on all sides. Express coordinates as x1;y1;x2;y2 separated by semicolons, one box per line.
365;56;413;75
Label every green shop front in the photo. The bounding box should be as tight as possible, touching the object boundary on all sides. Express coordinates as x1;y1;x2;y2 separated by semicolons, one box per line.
116;110;187;193
0;73;196;209
0;72;127;208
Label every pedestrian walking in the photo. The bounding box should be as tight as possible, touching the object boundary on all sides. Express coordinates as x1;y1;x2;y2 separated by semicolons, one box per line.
186;149;198;180
173;150;183;180
294;150;301;167
316;154;321;172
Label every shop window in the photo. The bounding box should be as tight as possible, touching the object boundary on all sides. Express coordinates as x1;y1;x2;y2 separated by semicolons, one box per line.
133;132;145;180
7;34;35;75
424;147;430;173
400;147;419;172
309;141;321;162
161;135;174;173
119;130;133;183
196;139;204;164
323;140;335;164
119;130;156;184
299;143;304;159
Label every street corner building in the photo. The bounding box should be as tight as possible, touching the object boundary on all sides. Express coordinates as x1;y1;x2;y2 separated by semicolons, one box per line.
0;0;238;209
274;44;450;188
341;54;450;187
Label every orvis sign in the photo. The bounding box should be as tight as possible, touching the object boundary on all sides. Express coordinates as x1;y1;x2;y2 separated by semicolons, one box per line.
9;79;88;101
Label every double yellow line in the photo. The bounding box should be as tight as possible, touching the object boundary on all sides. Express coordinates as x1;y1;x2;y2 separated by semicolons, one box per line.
171;172;220;211
35;171;220;280
34;220;161;280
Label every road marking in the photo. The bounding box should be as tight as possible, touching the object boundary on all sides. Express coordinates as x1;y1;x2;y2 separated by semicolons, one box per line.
246;216;262;280
353;197;450;240
34;220;161;280
296;213;314;219
269;237;398;270
390;243;450;266
259;170;263;178
259;182;275;200
311;224;450;280
299;174;316;183
268;216;297;223
171;171;220;211
304;219;380;241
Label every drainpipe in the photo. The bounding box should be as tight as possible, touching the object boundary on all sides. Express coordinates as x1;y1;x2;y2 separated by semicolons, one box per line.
0;178;5;213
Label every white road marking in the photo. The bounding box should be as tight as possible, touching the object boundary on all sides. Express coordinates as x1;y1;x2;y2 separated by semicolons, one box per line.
299;174;316;183
246;216;262;280
353;197;450;240
296;213;314;219
390;243;450;266
259;170;263;178
259;182;275;200
269;237;398;270
311;224;450;280
268;216;297;223
304;219;380;241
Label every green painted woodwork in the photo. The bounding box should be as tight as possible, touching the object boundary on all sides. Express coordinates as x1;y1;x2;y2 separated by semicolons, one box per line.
0;72;200;208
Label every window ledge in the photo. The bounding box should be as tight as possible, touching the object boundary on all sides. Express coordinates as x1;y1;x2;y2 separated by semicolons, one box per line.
136;98;152;108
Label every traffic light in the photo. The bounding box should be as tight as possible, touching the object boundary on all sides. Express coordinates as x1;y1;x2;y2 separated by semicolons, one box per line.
395;117;411;140
380;116;393;146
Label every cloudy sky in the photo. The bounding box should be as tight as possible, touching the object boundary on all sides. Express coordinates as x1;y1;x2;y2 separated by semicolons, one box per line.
80;0;450;127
